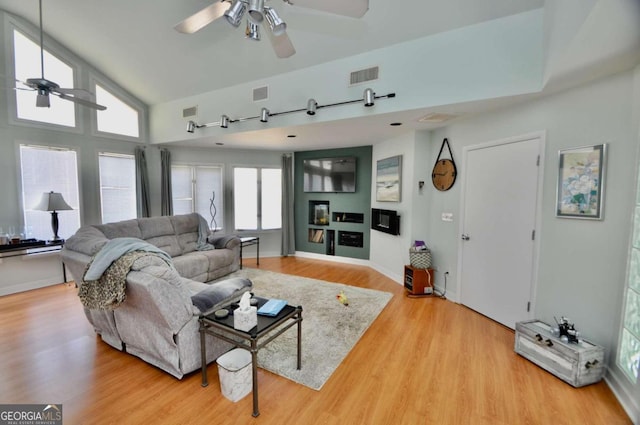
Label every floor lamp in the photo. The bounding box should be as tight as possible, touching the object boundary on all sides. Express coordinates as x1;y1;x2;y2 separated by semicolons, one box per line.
34;191;73;241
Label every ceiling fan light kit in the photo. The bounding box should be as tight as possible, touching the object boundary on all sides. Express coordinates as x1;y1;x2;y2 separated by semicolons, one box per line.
264;7;286;36
246;21;260;40
224;0;246;27
248;0;265;23
175;0;369;58
185;88;396;134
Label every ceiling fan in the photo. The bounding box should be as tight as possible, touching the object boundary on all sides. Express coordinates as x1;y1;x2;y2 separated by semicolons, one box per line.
16;0;106;111
174;0;369;58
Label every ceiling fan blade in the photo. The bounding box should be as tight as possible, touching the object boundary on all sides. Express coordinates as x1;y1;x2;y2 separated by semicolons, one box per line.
56;93;107;111
56;87;95;100
289;0;369;18
268;31;296;58
174;1;229;34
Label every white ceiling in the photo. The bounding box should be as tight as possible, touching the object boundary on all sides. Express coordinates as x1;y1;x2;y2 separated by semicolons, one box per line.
0;0;542;105
1;0;638;151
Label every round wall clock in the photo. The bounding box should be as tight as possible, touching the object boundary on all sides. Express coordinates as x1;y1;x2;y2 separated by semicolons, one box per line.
432;138;457;191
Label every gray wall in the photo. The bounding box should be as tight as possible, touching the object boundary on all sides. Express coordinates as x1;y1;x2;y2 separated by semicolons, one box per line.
418;69;638;359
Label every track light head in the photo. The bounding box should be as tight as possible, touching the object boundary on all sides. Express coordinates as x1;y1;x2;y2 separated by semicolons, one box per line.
224;0;246;27
186;120;197;133
306;99;317;115
260;107;269;122
248;0;264;23
265;7;286;36
363;88;375;107
221;115;229;128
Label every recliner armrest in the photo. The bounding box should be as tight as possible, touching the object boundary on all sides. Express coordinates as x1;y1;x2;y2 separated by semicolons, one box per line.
208;234;240;250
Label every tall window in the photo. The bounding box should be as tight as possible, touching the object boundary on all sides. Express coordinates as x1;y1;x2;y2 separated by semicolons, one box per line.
171;165;223;229
99;153;136;224
20;145;80;240
13;29;75;127
234;167;281;231
618;160;640;384
95;84;140;138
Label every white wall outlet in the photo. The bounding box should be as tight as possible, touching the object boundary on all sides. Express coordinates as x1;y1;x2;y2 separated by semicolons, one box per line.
441;212;453;222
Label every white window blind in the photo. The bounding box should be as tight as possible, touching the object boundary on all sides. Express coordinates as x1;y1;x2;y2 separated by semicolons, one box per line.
20;145;80;240
233;167;281;231
171;165;223;229
99;153;137;224
13;29;75;127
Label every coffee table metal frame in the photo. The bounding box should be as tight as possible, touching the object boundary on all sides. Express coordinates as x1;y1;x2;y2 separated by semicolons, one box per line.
199;301;302;417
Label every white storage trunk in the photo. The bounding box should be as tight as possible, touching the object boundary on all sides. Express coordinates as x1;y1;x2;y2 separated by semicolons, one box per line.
514;320;605;388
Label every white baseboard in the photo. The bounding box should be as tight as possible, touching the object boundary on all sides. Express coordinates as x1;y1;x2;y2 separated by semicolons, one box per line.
605;368;639;424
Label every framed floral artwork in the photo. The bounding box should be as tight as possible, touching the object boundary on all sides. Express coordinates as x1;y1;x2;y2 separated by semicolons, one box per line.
556;144;607;220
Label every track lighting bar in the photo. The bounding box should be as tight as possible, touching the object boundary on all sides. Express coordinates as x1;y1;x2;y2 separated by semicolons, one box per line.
186;89;396;133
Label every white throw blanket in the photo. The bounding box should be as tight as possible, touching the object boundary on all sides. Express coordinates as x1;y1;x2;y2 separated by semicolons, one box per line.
84;237;173;281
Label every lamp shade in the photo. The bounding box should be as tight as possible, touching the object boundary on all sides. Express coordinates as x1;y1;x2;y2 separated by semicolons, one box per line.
34;191;73;212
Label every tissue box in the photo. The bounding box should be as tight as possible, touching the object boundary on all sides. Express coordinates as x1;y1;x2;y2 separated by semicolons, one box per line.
234;306;257;332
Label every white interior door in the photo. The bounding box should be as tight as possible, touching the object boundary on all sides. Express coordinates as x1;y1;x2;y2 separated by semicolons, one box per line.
459;135;542;329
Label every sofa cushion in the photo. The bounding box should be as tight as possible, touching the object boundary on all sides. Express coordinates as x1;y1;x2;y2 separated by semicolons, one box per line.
95;219;143;239
169;214;201;255
191;277;252;315
64;225;109;256
172;252;210;282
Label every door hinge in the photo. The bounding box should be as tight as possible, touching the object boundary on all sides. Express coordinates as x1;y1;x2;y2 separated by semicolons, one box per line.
532;230;535;240
536;155;540;166
527;302;531;312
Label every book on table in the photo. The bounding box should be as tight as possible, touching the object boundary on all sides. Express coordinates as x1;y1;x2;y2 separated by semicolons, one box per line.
257;299;287;316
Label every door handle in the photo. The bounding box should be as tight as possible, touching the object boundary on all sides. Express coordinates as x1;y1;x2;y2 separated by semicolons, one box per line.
461;234;470;241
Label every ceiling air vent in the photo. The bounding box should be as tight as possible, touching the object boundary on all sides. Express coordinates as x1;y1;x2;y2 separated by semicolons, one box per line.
350;66;379;85
253;86;269;102
182;106;198;119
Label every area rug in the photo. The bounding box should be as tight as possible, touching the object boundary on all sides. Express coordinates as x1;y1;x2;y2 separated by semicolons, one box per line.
218;268;393;390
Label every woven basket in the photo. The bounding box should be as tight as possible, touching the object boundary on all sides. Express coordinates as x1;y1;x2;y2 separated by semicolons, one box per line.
409;250;432;269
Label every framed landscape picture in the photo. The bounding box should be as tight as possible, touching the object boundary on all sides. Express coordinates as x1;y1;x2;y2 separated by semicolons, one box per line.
556;144;607;220
376;155;402;202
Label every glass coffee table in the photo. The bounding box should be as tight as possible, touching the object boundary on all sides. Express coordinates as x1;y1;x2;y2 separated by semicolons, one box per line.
199;297;303;417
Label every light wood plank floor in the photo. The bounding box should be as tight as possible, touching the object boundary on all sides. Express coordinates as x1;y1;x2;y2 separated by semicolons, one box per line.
0;257;631;424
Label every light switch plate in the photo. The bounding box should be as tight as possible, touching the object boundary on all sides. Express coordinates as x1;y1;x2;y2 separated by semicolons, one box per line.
441;212;453;222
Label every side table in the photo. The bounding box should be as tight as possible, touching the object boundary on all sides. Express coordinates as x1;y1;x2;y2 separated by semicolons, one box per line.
199;297;302;417
239;237;259;269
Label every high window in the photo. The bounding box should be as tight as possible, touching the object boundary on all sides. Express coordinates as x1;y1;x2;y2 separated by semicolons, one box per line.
618;160;640;384
13;29;75;127
99;153;137;224
233;167;281;231
171;165;223;230
95;84;140;138
19;145;80;240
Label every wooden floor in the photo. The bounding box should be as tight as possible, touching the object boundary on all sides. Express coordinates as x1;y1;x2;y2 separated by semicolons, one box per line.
0;257;631;425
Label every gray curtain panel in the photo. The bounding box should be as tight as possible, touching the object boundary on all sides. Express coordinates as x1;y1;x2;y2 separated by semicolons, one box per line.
134;146;151;217
281;153;295;256
160;148;173;216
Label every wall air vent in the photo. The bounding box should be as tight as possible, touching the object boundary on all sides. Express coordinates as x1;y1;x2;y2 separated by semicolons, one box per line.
182;106;198;119
253;86;269;102
350;66;379;85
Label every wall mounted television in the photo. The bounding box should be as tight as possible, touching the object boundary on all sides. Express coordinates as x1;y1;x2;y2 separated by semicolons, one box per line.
303;157;356;193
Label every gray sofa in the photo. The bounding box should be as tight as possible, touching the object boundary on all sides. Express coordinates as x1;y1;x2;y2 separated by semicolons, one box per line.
61;213;251;379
